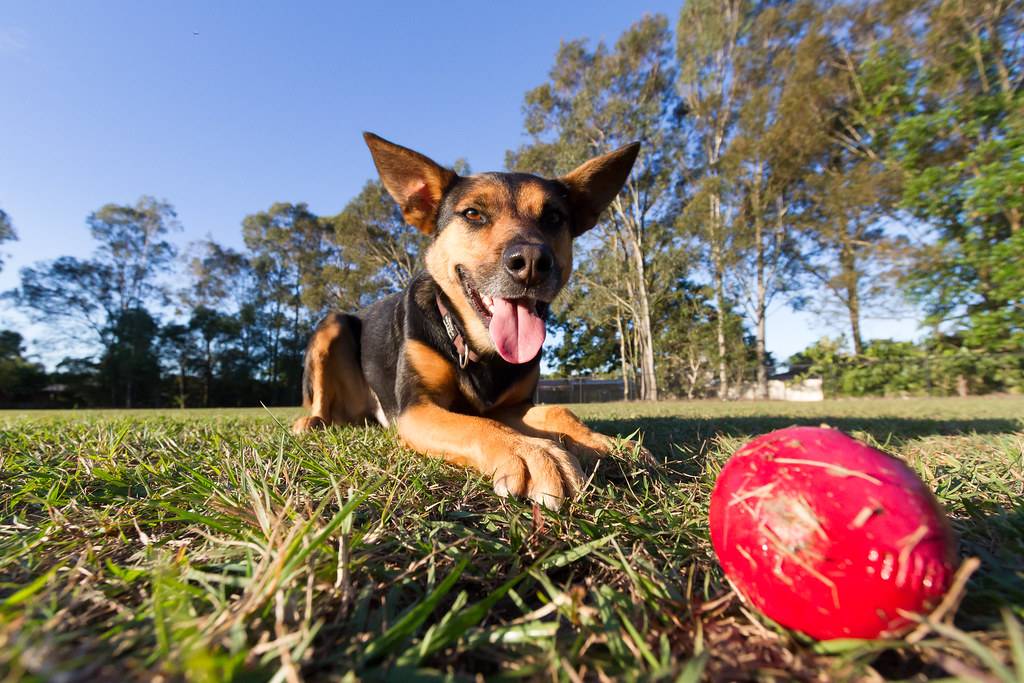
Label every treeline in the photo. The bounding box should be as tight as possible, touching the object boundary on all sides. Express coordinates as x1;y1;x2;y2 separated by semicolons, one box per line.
509;0;1022;400
0;191;421;408
789;337;1023;398
1;0;1021;407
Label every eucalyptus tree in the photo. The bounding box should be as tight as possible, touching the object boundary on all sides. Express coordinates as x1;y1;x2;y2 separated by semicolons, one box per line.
794;1;911;356
720;1;822;397
329;179;428;308
892;0;1023;373
676;0;749;397
17;197;181;338
509;14;685;400
242;202;336;401
15;197;180;405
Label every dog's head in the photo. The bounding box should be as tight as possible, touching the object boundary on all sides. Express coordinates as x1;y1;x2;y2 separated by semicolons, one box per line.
363;132;639;364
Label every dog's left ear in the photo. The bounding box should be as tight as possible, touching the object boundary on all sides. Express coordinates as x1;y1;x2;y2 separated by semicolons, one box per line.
559;142;640;237
363;132;458;235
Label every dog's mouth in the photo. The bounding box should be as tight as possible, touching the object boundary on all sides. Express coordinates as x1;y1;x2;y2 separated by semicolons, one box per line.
456;266;550;364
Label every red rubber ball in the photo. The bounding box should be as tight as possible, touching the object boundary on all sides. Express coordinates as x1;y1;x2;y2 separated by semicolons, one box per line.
708;426;958;640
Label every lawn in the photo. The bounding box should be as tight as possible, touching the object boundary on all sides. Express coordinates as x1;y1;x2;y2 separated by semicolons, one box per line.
1;397;1022;681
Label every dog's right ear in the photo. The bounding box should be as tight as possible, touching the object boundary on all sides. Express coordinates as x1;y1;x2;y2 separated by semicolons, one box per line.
559;142;640;237
363;132;458;235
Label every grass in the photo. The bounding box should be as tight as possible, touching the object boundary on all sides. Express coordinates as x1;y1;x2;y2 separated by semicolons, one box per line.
1;396;1022;681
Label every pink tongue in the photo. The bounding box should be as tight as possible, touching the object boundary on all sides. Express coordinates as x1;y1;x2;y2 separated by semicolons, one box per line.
488;298;546;364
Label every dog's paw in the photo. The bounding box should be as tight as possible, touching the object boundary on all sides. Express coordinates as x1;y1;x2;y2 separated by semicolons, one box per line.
491;437;584;509
291;415;327;434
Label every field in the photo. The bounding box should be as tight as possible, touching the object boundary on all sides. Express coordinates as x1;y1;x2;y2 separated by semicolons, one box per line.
2;397;1023;682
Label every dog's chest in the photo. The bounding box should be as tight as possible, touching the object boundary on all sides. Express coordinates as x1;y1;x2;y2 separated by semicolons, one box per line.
454;359;536;413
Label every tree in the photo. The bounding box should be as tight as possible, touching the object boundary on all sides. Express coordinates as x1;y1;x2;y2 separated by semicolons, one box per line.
188;306;239;407
16;197;180;341
329;180;428;307
542;254;636;388
788;336;850;397
183;239;250;310
892;0;1024;369
242;203;335;403
676;0;748;398
0;330;46;406
17;257;114;339
14;197;180;406
98;307;162;407
176;240;263;406
158;322;194;408
721;1;821;397
49;357;102;407
793;2;911;356
655;279;752;399
510;14;685;400
0;209;15;272
89;197;180;313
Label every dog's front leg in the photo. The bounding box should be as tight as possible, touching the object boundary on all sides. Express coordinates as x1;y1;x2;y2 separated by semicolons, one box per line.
396;402;583;508
489;402;653;464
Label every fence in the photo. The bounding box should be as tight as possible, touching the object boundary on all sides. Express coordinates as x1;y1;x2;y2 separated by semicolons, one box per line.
536;378;626;404
536;376;825;403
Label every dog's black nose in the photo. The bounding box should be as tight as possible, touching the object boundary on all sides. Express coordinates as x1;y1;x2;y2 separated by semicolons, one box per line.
503;242;553;288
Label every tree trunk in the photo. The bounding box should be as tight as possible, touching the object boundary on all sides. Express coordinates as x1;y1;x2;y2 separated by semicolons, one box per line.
203;337;212;408
754;187;768;400
839;238;864;355
629;246;659;401
615;207;658;402
711;192;729;398
848;297;864;356
177;354;187;408
270;316;280;403
615;309;631;400
755;299;768;398
686;353;701;400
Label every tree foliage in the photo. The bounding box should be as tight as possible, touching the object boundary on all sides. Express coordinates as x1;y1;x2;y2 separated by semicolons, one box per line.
0;330;46;406
893;0;1024;357
0;208;15;272
16;197;180;340
510;14;686;400
329;180;427;307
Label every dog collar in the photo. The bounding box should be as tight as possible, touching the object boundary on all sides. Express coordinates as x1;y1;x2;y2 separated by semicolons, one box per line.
435;293;481;368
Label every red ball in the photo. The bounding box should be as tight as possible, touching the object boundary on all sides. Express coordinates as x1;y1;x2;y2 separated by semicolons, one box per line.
709;426;958;640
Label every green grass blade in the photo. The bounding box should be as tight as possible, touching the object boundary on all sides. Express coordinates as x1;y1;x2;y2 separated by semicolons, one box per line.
1;566;58;610
361;556;470;665
675;652;709;683
539;533;616;570
1003;610;1024;683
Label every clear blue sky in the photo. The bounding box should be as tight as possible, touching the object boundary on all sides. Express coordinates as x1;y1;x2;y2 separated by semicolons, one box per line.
0;1;920;366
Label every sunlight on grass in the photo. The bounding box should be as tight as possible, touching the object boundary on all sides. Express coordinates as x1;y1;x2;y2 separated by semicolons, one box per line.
1;397;1022;679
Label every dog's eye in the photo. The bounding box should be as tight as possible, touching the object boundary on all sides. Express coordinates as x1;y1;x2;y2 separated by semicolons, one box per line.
540;208;563;228
461;208;485;225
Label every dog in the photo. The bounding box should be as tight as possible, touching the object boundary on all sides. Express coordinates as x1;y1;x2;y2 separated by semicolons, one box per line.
292;132;648;508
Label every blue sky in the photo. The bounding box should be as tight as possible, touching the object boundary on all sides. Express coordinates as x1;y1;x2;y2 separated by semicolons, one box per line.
0;2;920;367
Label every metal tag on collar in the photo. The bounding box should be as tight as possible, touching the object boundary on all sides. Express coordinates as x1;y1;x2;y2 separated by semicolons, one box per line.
441;312;469;368
442;312;458;342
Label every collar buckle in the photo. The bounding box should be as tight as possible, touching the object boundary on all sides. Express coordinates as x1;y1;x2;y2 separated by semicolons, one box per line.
436;293;477;368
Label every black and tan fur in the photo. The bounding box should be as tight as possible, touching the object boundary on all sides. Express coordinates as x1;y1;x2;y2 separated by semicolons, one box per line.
292;133;646;508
